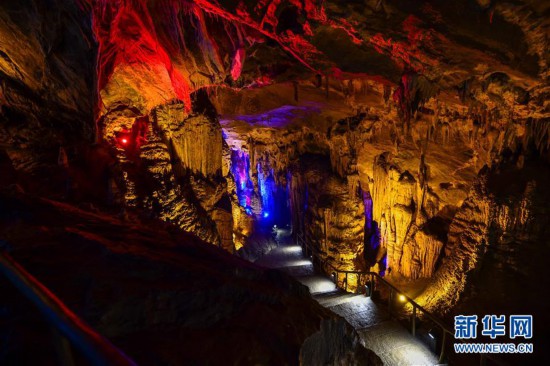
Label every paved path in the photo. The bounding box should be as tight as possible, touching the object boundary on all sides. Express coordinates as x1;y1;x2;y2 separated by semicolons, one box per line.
255;233;440;366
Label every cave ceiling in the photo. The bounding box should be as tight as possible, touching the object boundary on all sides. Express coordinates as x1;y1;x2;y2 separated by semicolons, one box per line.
73;0;549;118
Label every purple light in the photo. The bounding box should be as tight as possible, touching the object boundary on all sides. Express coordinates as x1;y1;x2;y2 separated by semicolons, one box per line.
362;190;373;230
362;189;380;259
224;102;322;128
231;149;254;215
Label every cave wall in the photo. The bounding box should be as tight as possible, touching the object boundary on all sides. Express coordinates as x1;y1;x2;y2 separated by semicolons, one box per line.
0;0;96;192
96;92;233;247
417;159;550;311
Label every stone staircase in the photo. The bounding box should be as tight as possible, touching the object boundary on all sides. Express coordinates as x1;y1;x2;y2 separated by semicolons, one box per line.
254;237;441;366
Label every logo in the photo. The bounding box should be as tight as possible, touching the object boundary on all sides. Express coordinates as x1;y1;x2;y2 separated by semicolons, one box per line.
453;315;534;354
454;315;478;339
481;315;506;339
509;315;533;339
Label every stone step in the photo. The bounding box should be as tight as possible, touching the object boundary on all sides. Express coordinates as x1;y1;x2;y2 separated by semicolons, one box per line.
254;245;305;268
296;275;338;295
357;320;439;366
313;289;347;303
315;292;362;308
278;263;314;277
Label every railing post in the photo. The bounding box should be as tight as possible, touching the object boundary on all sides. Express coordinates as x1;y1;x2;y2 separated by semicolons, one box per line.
411;304;416;337
439;330;446;364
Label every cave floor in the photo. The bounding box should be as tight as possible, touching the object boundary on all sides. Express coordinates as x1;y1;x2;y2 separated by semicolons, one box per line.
255;233;440;366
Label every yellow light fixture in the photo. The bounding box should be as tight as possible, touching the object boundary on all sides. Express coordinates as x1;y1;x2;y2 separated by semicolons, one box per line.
398;294;407;303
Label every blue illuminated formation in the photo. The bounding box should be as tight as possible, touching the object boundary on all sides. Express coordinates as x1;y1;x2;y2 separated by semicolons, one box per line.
230;149;254;214
229;149;290;224
257;164;277;218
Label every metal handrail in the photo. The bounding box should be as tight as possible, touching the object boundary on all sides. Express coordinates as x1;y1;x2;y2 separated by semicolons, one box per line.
295;232;493;365
296;232;451;327
0;248;137;366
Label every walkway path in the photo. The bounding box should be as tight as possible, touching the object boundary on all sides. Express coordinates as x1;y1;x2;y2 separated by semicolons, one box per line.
254;231;440;366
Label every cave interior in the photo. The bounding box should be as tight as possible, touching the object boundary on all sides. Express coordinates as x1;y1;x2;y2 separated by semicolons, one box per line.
0;0;549;365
